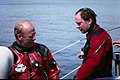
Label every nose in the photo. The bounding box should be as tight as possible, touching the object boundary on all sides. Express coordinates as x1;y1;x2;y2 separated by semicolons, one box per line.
76;25;81;30
75;23;81;28
33;35;36;41
76;25;79;28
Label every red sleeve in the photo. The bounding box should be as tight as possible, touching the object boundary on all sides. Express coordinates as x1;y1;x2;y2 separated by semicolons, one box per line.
75;35;109;79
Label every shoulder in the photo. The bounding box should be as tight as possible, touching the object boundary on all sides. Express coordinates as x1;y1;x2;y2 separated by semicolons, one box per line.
35;43;49;58
90;29;111;47
35;43;49;50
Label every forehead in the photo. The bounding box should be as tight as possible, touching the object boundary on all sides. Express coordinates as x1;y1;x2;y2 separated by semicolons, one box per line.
75;12;83;22
22;23;35;34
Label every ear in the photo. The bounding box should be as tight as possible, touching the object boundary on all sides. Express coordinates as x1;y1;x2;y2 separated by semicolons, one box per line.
17;34;22;40
88;18;92;25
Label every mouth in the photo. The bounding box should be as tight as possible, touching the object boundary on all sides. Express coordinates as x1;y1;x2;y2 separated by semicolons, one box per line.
76;27;85;33
76;27;82;30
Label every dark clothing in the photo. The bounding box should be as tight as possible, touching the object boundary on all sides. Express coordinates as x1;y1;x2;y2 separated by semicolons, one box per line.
8;42;60;79
75;25;113;79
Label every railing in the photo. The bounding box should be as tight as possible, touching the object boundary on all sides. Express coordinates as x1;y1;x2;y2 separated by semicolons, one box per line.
52;26;120;79
53;39;86;55
60;66;81;79
53;39;82;79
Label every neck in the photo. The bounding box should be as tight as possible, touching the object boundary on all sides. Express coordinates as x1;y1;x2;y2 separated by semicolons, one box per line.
12;41;34;53
87;24;97;33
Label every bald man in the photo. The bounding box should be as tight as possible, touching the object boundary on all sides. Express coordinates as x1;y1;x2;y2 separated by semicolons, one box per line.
8;20;60;79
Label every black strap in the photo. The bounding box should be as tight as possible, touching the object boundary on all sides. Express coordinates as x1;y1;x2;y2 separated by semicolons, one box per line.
26;53;33;79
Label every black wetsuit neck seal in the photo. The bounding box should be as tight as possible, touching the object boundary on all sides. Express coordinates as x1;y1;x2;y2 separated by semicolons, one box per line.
11;41;34;53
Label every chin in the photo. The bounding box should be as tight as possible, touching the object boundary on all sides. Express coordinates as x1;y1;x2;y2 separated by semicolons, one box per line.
81;30;85;33
30;44;34;47
25;44;34;48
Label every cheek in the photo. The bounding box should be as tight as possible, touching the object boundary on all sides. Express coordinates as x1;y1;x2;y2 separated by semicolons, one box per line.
22;38;29;43
86;24;90;30
26;39;31;43
81;23;86;29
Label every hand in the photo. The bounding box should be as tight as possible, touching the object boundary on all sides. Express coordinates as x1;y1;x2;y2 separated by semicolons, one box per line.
77;51;84;59
113;40;120;48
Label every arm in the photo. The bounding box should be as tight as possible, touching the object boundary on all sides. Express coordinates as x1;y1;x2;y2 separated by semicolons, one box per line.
36;44;60;79
46;50;60;79
75;36;112;79
113;40;120;48
0;46;14;79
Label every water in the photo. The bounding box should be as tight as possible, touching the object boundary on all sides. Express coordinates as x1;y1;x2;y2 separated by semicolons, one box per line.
0;0;120;79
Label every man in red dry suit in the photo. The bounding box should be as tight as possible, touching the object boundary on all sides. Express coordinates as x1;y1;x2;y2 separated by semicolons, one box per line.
74;7;113;79
8;20;60;79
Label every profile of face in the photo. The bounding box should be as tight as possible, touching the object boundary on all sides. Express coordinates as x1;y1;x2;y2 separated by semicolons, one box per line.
75;12;91;33
17;21;36;47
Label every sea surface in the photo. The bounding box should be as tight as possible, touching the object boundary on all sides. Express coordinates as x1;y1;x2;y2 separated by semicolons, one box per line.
0;0;120;79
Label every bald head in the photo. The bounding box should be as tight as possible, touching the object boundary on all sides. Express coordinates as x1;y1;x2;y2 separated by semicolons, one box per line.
14;20;36;47
14;20;34;38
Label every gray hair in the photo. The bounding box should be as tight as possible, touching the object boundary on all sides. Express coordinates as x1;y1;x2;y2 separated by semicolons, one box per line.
14;23;24;39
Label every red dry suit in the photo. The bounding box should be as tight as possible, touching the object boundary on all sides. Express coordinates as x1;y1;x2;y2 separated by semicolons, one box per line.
8;42;60;79
75;25;113;79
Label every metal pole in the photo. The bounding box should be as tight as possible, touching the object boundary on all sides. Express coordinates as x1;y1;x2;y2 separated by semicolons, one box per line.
113;52;120;76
